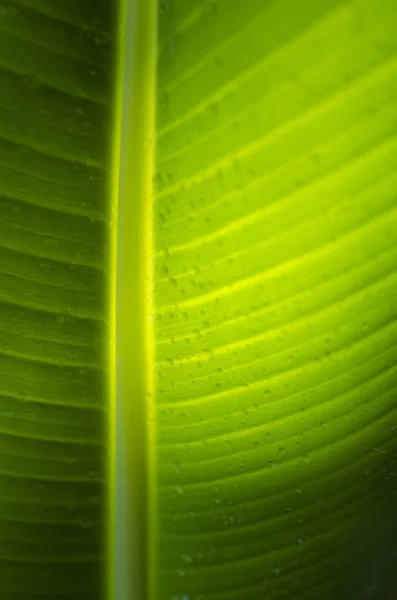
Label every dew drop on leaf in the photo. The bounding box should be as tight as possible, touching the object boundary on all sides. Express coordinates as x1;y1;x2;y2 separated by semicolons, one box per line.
182;553;192;563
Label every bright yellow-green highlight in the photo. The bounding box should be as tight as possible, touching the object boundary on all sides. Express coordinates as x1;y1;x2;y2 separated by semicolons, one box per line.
153;1;397;599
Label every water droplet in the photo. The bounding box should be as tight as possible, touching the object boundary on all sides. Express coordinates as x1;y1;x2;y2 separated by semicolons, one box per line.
182;553;192;563
160;247;170;259
173;462;181;474
159;0;172;15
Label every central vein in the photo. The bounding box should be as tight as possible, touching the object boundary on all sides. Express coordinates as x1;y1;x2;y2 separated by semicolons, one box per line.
109;1;157;599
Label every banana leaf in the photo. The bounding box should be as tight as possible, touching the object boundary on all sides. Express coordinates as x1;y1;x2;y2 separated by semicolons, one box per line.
0;0;396;599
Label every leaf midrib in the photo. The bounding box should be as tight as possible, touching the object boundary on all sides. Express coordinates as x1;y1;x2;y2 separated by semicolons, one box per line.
108;1;157;600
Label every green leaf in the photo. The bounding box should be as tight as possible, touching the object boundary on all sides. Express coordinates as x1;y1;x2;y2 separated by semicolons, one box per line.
1;0;397;599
